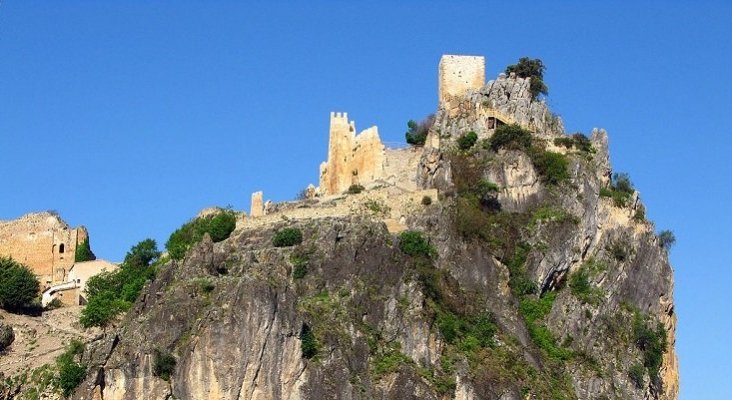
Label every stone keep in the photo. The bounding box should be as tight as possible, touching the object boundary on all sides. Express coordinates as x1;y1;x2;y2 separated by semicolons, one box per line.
438;55;485;107
319;112;385;196
0;212;88;286
250;191;264;217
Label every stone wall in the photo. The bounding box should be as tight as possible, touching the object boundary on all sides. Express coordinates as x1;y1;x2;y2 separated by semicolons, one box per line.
438;55;485;107
0;212;87;286
319;112;386;196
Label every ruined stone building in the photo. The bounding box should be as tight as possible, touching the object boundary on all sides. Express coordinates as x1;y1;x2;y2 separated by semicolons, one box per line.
0;212;89;287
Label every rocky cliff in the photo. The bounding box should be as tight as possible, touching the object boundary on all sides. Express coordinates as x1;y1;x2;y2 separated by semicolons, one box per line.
63;70;677;400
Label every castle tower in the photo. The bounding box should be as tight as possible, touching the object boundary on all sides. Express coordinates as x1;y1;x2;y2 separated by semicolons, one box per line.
438;55;485;107
319;112;385;196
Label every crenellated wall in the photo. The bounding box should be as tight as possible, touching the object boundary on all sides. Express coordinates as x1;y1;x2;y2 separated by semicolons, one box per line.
319;112;386;196
0;212;88;287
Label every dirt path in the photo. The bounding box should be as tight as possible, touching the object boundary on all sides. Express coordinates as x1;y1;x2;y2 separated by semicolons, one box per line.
0;306;99;377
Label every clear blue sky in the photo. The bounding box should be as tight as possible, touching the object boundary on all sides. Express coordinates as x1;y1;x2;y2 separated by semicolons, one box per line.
1;2;729;397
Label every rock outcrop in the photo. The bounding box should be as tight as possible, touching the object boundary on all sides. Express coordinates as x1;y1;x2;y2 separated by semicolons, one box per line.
64;54;677;400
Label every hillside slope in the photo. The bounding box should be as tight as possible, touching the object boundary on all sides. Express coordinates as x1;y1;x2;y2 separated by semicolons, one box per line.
65;73;677;400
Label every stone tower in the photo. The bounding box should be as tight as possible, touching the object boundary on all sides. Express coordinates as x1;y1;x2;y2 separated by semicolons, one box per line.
438;54;485;107
319;112;385;196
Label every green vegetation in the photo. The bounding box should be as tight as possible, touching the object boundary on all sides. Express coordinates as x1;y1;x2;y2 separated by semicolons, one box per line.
632;312;667;385
436;309;497;350
658;230;676;250
529;206;577;230
569;258;607;305
405;115;435;146
553;133;594;153
165;210;237;260
421;195;432;206
530;150;569;185
152;348;177;381
347;184;365;194
505;57;548;99
272;227;303;247
485;124;569;185
56;340;87;397
300;323;319;359
600;172;635;207
80;239;161;327
486;124;532;152
398;230;435;258
457;131;478;150
628;362;646;389
0;257;40;311
371;342;414;378
608;241;628;262
291;253;309;280
520;293;573;361
74;238;95;262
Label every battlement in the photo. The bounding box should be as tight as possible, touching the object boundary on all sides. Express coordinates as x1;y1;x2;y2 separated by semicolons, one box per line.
438;54;485;107
319;112;386;196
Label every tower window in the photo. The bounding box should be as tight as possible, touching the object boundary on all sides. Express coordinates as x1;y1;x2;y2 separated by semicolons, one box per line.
59;243;65;254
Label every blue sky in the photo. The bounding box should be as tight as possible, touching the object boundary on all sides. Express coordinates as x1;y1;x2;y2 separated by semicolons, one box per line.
0;2;729;397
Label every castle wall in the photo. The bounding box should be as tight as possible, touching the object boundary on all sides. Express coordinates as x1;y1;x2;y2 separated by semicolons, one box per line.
319;113;386;196
0;212;85;286
438;55;485;107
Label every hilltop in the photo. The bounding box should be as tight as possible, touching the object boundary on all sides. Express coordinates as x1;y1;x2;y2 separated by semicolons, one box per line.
0;55;678;400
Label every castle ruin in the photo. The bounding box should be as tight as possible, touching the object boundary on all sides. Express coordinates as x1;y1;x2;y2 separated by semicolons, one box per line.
438;54;485;107
319;112;386;196
0;212;89;287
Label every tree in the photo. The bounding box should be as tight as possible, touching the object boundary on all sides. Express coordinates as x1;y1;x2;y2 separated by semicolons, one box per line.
505;57;548;99
0;257;40;311
124;238;160;268
405;114;435;146
658;230;676;250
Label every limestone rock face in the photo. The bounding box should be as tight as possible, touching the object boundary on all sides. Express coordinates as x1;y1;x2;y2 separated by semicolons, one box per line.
69;56;677;400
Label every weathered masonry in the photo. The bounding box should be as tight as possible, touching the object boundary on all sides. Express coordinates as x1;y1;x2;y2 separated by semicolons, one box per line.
0;212;88;287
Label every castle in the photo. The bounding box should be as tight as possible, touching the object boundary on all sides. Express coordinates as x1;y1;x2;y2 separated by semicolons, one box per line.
247;54;545;215
0;212;88;286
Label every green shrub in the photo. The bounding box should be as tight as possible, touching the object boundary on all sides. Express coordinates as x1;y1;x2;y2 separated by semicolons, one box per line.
457;131;478;150
600;172;635;207
273;228;303;247
657;230;676;250
553;134;593;153
530;150;569;185
0;257;40;311
292;254;308;280
487;124;533;151
371;345;413;377
300;323;319;359
629;363;645;389
347;184;364;194
398;230;435;258
74;238;95;262
152;348;177;381
80;290;130;327
505;57;548;99
80;239;160;327
609;242;628;262
56;340;87;396
166;211;236;260
405;115;435;146
421;196;432;206
632;313;667;385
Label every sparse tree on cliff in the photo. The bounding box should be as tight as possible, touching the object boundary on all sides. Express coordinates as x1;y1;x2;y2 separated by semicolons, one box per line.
505;57;549;99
